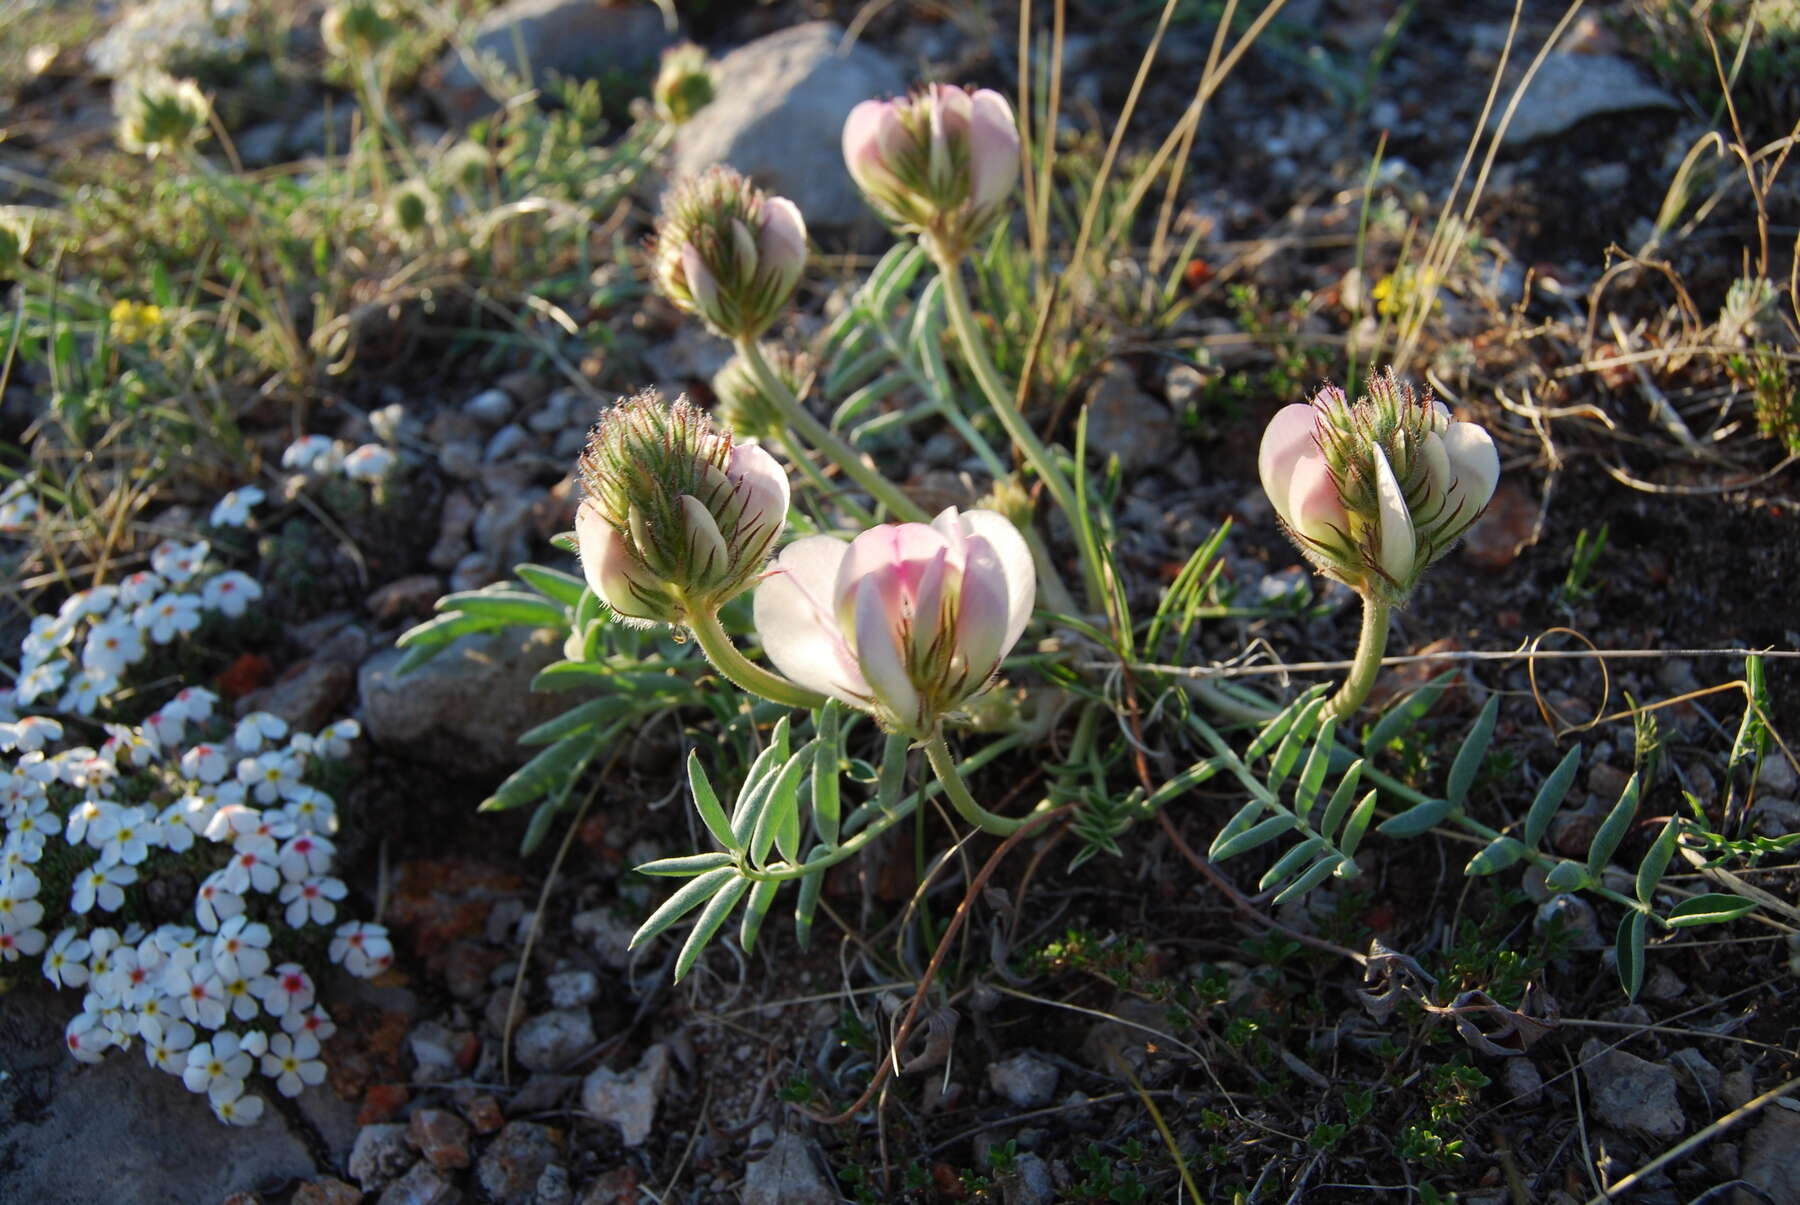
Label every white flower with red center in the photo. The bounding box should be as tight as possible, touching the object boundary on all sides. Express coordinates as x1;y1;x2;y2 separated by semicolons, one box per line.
82;619;145;676
133;592;203;644
179;743;229;783
65;1010;113;1063
71;862;136;914
166;685;219;723
278;832;334;881
172;967;228;1029
342;443;396;482
0;715;63;752
202;571;262;618
261;1032;326;1097
150;539;209;584
0;925;45;960
101;945;158;1007
279;874;346;927
281;435;339;474
257;962;316;1016
194;871;245;931
183;1031;254;1094
329;921;393;977
281;1004;335;1042
143;709;185;749
101;723;159;768
119;570;165;607
14;660;67;706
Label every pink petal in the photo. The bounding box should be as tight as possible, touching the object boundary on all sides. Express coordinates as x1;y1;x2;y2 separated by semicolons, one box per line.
967;89;1020;210
832;522;953;636
953;532;1012;685
758;197;808;290
753;536;867;703
1258;404;1321;528
853;574;920;729
678;495;728;582
576;502;664;623
1285;453;1348;547
843;99;900;191
680;244;718;318
726;441;790;557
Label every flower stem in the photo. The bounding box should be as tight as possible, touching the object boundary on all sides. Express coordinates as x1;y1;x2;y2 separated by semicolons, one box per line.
736;337;927;523
928;248;1102;610
1324;593;1391;721
687;609;828;711
774;429;877;527
924;732;1027;835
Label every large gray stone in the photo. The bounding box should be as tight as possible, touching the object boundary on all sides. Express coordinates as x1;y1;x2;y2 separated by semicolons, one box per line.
0;990;322;1201
357;626;567;777
742;1133;836;1205
1579;1038;1685;1140
1491;53;1677;145
430;0;675;121
1741;1101;1800;1205
668;23;905;230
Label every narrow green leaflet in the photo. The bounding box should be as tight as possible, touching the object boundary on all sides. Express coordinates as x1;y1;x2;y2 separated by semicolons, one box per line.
1364;670;1458;753
687;750;736;851
1446;695;1500;808
738;879;781;953
1615;910;1647;1000
749;740;816;868
1587;771;1642;877
629;867;737;951
793;844;827;949
1378;797;1452;838
1212;814;1299;862
1338;790;1380;856
730;718;791;845
1245;685;1328;763
1208;800;1267;858
1259;836;1328;891
1465;836;1526;877
520;795;562;858
812;702;842;848
1318;760;1366;839
1266;697;1329;792
517;697;631;746
1636;817;1680;905
479;730;595;812
435;589;569;630
1272;855;1344;905
513;563;588;607
1665;893;1758;927
675;876;751;982
636;852;736;876
1524;744;1583;848
394;612;500;673
1292;719;1338;821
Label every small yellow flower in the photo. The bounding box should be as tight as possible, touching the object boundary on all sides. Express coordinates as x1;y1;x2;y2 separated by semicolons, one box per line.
109;299;165;344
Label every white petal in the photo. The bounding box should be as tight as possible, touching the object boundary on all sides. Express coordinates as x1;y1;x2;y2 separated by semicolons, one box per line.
1440;421;1501;520
958;509;1035;656
853;576;920;730
1258;404;1321;528
752;536;867;703
1370;445;1416;584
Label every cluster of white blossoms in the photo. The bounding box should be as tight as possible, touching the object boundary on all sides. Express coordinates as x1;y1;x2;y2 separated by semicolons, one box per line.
1;501;392;1126
280;435;397;485
11;538;263;716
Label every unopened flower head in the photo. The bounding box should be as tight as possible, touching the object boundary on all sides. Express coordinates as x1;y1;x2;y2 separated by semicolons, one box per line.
652;167;807;340
439;140;492;190
711;344;812;444
0;211;29;274
115;71;211;159
1259;369;1500;604
753;507;1035;736
575;390;790;627
653;43;714;125
321;0;399;59
384;180;438;241
842;85;1020;256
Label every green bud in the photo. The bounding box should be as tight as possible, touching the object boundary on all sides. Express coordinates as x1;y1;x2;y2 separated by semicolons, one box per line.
115;71;212;159
654;43;714;125
712;344;811;444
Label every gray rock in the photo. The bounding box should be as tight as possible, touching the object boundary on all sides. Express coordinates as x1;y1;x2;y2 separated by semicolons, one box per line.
515;1007;596;1073
1579;1038;1684;1139
438;440;483;482
484;423;532;463
669;23;906;231
580;1043;671;1148
431;0;673;121
571;908;638;970
465;388;516;427
358;626;569;777
291;103;360;157
546;968;600;1009
1502;1058;1544;1107
476;1121;562;1205
410;1021;460;1083
350;1123;419;1191
87;0;245;76
1759;753;1799;794
238;659;354;733
234;121;289;167
1491;53;1677;145
1003;1152;1056;1205
1083;362;1179;473
1668;1048;1722;1104
742;1133;836;1205
378;1160;461;1205
987;1052;1059;1109
1741;1101;1800;1205
0;991;323;1203
450;550;501;593
535;1163;574;1205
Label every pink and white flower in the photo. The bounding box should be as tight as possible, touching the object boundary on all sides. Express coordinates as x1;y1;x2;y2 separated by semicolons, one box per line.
753;507;1035;735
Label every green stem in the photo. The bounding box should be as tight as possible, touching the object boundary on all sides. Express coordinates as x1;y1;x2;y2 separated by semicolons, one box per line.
686;609;827;711
775;429;876;527
1325;593;1391;721
929;246;1103;609
736;337;927;523
924;732;1027;835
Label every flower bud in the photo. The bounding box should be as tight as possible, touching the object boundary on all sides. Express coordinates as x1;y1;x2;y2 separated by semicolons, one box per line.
575;390;790;627
842;85;1020;256
439;140;492;190
653;43;714;125
1259;369;1499;603
115;71;212;159
384;179;438;240
0;212;28;274
652;167;808;341
711;344;812;444
322;0;399;59
752;507;1035;736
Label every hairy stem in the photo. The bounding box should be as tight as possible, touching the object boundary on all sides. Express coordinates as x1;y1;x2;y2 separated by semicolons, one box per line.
736;337;927;523
774;429;876;528
1325;593;1391;720
686;608;827;711
924;732;1028;835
